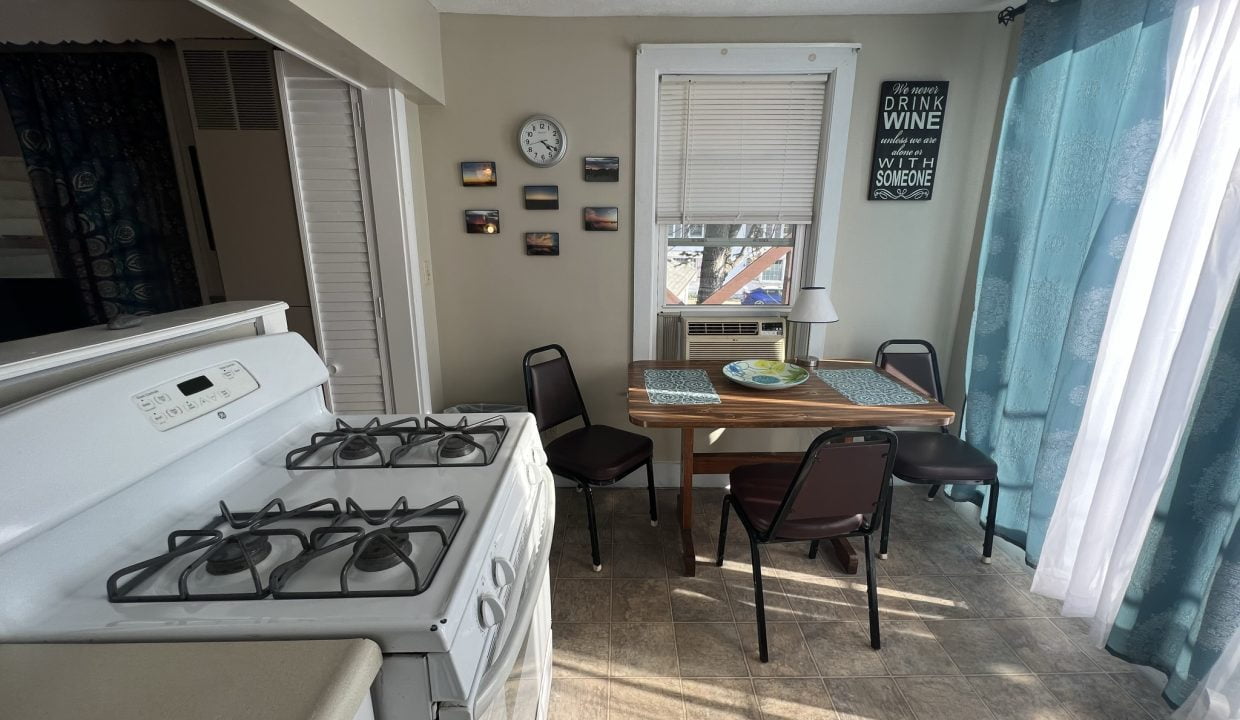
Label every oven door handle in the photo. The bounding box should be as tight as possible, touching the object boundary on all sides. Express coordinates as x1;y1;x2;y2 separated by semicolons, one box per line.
470;467;554;714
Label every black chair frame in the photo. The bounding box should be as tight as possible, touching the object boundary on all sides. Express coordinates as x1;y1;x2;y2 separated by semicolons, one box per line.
523;344;657;572
875;339;999;563
716;427;898;662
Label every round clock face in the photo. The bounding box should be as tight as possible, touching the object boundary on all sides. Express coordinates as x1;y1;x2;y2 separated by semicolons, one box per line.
518;115;566;167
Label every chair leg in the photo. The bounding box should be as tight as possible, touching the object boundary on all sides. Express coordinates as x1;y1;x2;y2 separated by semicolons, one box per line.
751;538;769;663
582;484;603;572
927;484;942;500
879;489;893;559
982;480;999;564
715;496;731;567
808;540;820;559
645;459;658;527
864;534;881;650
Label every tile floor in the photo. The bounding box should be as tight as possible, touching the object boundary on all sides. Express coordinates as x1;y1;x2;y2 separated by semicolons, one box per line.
548;484;1173;720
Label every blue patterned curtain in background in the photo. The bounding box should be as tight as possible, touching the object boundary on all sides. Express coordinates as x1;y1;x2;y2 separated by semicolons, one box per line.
956;0;1172;564
1107;283;1240;706
0;51;200;322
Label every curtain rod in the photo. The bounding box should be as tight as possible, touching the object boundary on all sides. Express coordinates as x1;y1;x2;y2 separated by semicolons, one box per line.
998;4;1027;25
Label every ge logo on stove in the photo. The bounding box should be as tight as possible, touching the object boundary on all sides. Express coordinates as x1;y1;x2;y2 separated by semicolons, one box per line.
217;411;227;420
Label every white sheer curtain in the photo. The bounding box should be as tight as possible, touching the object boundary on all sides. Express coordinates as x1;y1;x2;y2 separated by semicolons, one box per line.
1031;0;1240;645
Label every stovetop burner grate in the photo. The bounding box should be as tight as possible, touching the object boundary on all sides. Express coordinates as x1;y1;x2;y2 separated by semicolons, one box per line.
106;495;466;603
284;415;510;470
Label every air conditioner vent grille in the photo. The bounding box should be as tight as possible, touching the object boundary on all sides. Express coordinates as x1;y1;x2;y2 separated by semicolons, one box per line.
687;321;760;336
682;316;786;361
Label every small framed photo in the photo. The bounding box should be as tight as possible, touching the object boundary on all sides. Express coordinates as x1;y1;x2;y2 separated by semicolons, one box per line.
525;232;559;256
465;210;500;234
583;156;619;182
461;161;497;187
524;185;559;210
583;207;618;231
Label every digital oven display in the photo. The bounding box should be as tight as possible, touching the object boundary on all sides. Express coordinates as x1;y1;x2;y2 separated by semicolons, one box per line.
176;375;214;397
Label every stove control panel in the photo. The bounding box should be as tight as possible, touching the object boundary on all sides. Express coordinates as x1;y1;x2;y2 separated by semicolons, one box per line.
132;361;259;431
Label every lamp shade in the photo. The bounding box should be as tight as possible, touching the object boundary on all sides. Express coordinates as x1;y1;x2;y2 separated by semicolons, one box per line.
788;286;839;324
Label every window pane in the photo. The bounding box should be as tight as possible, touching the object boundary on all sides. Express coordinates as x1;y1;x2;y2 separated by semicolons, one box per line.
665;224;798;306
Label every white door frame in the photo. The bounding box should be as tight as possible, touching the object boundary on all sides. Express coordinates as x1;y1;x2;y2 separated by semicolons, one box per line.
358;88;434;414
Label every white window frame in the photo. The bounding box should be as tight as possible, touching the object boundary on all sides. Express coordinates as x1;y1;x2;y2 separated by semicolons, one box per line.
633;43;859;360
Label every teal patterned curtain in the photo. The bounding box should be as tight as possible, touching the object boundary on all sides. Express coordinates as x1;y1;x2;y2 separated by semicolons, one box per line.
955;0;1172;564
0;51;200;322
1106;284;1240;706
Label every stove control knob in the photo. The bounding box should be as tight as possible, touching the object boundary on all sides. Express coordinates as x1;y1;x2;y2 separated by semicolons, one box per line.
478;594;505;629
492;557;516;587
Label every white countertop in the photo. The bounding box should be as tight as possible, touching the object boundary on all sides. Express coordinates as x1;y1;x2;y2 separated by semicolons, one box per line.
0;301;289;382
0;639;382;720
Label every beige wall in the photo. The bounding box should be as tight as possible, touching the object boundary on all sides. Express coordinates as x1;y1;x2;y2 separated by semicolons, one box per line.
419;13;1015;460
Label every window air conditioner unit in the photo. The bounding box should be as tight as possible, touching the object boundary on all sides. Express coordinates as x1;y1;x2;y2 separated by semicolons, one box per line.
681;316;786;361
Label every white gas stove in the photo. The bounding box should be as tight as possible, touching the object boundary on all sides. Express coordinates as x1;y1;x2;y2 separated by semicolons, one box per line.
0;333;554;720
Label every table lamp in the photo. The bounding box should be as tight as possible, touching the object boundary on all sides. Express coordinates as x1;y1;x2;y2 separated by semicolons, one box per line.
788;286;838;369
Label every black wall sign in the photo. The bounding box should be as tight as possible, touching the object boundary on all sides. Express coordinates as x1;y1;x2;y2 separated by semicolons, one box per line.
868;80;949;201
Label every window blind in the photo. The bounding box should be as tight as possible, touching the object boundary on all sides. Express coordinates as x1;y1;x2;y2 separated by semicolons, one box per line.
656;76;828;225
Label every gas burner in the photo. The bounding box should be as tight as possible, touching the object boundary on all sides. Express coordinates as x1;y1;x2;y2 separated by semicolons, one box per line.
285;415;510;469
353;529;413;572
107;496;466;602
337;436;379;460
284;417;419;470
205;534;273;575
439;435;477;459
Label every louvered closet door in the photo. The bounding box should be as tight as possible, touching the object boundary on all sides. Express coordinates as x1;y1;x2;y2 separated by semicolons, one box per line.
275;53;393;414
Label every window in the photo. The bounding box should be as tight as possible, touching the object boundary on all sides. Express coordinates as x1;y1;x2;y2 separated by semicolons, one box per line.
655;75;826;310
664;223;800;306
632;44;859;359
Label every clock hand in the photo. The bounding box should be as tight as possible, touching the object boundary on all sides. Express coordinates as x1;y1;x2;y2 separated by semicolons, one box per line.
538;140;555;150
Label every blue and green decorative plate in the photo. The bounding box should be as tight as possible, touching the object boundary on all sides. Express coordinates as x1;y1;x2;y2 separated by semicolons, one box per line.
722;360;810;390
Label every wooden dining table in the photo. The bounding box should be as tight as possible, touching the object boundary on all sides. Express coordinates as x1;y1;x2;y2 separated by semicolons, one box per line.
627;359;956;577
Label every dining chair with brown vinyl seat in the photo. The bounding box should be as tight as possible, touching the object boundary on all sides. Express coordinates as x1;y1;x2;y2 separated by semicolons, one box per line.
716;427;898;662
523;344;657;572
875;339;1000;563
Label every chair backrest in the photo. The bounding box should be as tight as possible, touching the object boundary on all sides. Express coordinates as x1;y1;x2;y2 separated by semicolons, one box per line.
764;427;898;541
522;344;589;431
875;339;944;403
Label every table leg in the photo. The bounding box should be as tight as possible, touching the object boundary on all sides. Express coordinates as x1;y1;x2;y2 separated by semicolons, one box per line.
829;538;860;574
679;427;695;577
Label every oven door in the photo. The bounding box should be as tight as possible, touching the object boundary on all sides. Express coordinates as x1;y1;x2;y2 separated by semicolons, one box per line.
440;463;554;720
473;569;551;720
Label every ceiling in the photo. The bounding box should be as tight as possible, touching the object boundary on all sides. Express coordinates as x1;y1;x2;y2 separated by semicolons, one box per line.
429;0;1012;17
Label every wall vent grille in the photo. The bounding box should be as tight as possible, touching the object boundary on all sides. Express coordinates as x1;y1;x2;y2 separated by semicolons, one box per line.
183;49;280;131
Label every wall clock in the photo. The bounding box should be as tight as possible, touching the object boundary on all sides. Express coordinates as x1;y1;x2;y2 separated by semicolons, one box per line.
518;115;567;167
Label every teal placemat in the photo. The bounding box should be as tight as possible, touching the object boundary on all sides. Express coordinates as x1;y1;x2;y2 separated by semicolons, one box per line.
644;369;721;405
816;368;929;406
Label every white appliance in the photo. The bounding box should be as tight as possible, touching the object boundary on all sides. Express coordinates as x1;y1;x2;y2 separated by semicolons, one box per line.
0;332;554;720
681;315;787;360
